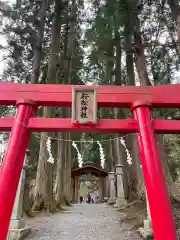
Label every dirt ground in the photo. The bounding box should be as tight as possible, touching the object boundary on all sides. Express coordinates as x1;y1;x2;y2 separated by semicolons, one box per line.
117;200;147;230
26;203;141;240
119;199;180;238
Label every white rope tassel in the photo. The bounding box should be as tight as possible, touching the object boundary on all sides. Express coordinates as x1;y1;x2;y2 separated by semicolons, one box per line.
72;141;83;168
97;141;105;168
46;137;55;164
120;137;132;165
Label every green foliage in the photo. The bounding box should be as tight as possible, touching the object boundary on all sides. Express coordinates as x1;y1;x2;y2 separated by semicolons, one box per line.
73;134;101;164
1;0;180;179
1;0;43;82
82;141;101;164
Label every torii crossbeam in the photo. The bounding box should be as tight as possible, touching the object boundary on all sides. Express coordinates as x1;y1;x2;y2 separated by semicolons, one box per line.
0;83;179;240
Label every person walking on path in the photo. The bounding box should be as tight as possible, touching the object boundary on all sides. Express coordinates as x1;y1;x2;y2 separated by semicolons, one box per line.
88;193;91;204
79;196;83;203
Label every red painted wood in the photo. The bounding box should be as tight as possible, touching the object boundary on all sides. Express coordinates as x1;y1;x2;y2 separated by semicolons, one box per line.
0;117;180;133
29;118;137;133
0;118;137;132
132;101;177;240
0;83;180;107
0;82;178;240
0;100;35;240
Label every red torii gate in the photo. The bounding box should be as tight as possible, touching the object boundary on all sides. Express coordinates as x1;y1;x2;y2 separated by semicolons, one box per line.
0;83;179;240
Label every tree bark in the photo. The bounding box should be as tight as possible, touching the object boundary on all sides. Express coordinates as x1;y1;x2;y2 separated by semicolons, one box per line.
16;0;22;8
54;134;65;208
134;17;151;86
60;0;77;205
167;0;180;49
114;31;121;85
124;19;145;201
33;0;67;212
108;140;115;171
30;0;48;83
63;132;72;204
133;15;180;201
23;0;49;214
124;30;135;86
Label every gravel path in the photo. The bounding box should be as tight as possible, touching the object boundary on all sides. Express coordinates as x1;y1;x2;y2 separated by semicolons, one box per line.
26;203;141;240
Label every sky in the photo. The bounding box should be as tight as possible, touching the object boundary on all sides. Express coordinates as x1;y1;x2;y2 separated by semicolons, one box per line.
0;0;179;82
0;29;7;75
0;0;15;154
0;0;15;75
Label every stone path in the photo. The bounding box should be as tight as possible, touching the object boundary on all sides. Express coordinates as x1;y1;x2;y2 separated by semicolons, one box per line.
26;203;141;240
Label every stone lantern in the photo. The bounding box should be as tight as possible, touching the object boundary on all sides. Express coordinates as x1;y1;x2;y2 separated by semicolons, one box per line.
114;164;127;208
8;149;31;239
107;172;116;204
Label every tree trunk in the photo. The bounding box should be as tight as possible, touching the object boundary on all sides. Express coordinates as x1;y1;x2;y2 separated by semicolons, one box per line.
108;140;115;171
59;0;77;205
133;15;180;201
33;130;50;211
23;0;49;214
124;30;135;86
65;0;77;83
63;132;72;204
33;0;66;212
122;20;144;200
16;0;22;8
30;0;48;83
114;31;121;85
127;135;145;200
105;39;114;83
134;17;151;86
54;134;65;208
167;0;180;49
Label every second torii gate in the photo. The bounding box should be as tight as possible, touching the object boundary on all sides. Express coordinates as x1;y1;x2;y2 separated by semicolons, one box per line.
0;83;179;240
